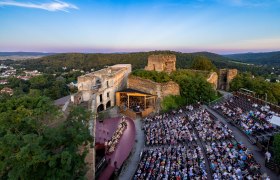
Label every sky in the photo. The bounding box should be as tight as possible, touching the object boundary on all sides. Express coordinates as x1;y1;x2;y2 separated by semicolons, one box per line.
0;0;280;54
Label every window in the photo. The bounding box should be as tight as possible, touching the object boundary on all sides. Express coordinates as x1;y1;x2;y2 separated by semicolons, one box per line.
107;92;110;98
100;94;103;102
107;81;109;88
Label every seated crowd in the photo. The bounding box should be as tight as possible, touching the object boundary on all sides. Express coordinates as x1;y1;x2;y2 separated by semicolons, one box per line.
206;141;262;180
135;104;268;180
213;96;277;136
134;145;208;180
188;109;234;141
105;118;127;154
143;113;197;146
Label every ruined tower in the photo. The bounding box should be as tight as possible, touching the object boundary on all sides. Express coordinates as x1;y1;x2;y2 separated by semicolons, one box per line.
145;54;176;73
218;69;238;91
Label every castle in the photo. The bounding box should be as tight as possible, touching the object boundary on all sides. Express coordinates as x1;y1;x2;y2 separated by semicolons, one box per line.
72;54;238;114
71;64;131;112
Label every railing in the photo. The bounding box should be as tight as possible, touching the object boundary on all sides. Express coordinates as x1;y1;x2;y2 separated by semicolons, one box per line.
234;91;280;113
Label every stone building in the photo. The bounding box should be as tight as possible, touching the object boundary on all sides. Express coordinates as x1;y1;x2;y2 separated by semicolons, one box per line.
218;69;238;91
145;54;176;73
71;64;131;112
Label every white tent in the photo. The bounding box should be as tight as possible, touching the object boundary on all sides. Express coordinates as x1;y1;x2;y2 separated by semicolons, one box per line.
269;115;280;127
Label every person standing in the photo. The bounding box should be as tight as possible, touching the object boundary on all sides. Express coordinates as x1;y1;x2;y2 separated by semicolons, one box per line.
265;151;271;162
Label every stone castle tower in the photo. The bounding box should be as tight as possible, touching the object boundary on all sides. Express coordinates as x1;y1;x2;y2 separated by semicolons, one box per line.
145;54;176;73
218;69;238;91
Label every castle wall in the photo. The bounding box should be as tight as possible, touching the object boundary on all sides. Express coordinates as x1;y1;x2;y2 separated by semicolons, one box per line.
128;75;180;99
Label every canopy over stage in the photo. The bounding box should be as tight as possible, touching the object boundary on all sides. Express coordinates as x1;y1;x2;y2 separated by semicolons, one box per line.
116;88;157;118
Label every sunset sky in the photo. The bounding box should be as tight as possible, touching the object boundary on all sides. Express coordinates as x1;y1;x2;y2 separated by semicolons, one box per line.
0;0;280;54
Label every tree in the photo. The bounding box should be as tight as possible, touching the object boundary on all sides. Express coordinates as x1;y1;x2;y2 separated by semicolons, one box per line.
190;56;216;71
131;69;171;83
171;71;217;104
273;133;280;165
29;75;52;89
230;73;280;104
161;95;187;112
0;96;91;179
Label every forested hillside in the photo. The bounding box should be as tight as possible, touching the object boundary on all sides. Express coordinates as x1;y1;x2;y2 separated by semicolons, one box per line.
225;51;280;65
0;52;54;56
17;51;272;75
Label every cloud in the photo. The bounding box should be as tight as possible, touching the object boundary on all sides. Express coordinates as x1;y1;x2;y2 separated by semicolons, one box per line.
0;0;78;12
225;0;277;7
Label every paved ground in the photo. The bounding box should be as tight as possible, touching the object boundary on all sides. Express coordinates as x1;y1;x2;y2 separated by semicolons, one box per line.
218;90;233;98
118;117;145;180
204;105;280;180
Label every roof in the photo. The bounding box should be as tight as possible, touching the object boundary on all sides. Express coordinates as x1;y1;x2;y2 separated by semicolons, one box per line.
54;95;70;106
117;88;155;96
1;87;13;91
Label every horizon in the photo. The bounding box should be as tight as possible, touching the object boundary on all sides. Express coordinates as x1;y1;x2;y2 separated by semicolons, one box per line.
1;0;280;53
0;49;280;55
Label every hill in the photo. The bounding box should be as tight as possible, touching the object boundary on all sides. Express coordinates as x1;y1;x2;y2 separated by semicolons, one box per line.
225;51;280;66
0;52;55;60
16;51;271;75
0;52;55;56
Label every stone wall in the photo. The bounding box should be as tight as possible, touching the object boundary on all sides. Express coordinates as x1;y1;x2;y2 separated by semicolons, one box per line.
145;54;176;73
128;75;180;99
227;69;238;82
207;72;218;89
218;69;238;91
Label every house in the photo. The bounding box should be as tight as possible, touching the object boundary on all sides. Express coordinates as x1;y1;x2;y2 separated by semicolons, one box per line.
0;80;8;85
0;87;14;96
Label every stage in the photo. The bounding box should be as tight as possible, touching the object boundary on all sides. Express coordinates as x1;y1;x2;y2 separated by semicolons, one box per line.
96;117;136;180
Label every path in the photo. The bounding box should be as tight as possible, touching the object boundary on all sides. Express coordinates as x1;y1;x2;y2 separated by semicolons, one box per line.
218;90;233;98
204;105;280;180
118;117;145;180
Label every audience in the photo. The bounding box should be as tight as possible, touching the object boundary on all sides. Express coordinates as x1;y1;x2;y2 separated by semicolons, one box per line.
206;141;262;180
188;109;234;141
213;96;277;136
105;118;127;154
133;102;270;180
134;145;207;180
144;113;197;146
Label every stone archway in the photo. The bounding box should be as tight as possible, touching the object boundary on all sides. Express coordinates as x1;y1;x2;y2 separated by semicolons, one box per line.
106;101;111;109
97;104;104;112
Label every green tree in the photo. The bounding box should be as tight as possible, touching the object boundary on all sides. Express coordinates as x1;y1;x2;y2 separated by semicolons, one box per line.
29;75;52;89
161;95;187;112
171;71;217;104
273;133;280;165
190;56;216;71
230;73;280;104
131;69;171;83
0;96;91;179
